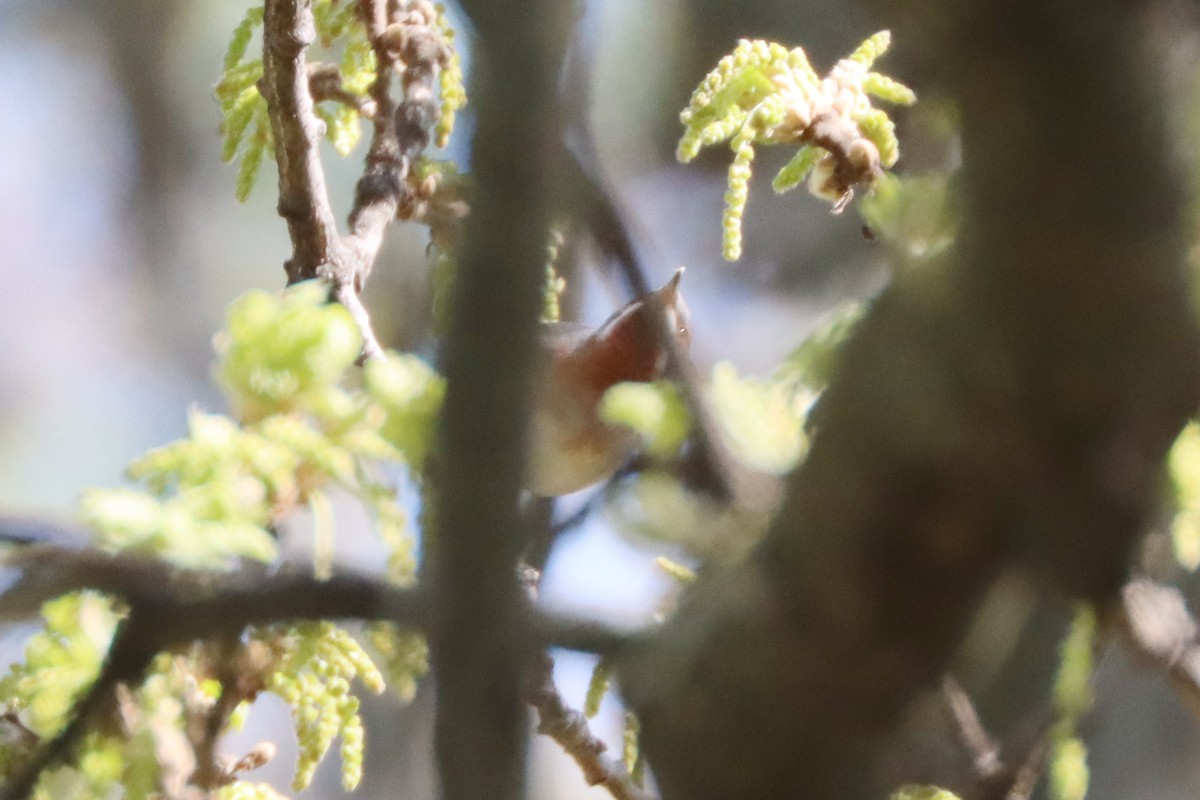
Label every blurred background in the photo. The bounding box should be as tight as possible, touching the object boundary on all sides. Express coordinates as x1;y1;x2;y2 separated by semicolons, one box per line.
0;0;1199;797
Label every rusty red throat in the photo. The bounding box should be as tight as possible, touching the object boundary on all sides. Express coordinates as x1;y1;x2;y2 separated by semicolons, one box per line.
526;269;691;496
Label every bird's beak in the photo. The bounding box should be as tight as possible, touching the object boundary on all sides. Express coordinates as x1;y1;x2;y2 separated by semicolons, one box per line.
659;267;685;302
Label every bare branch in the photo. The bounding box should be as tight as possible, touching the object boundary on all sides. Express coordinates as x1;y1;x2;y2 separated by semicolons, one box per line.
526;653;658;800
345;1;446;277
260;0;345;282
308;62;377;117
260;0;452;360
941;675;1003;781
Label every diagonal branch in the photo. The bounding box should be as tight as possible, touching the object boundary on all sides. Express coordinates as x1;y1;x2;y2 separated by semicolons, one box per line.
260;0;452;361
526;653;658;800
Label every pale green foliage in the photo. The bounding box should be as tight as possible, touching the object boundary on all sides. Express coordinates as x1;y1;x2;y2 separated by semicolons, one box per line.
678;33;915;260
264;622;385;791
542;230;567;323
603;363;806;556
1051;739;1090;800
217;6;269;201
860;173;957;262
890;787;963;800
364;352;445;471
216;0;376;198
365;623;429;702
1;284;441;795
776;303;864;393
218;0;466;198
600;382;690;459
0;593;119;738
313;0;361;45
317;5;376;158
28;735;124;800
1049;607;1096;800
622;712;644;784
1168;422;1200;570
654;556;696;584
584;658;614;719
1054;607;1095;722
433;4;468;148
81;483;277;572
771;146;823;194
602;362;807;474
79;284;385;571
709;362;807;474
217;282;362;422
0;603;192;798
119;655;198;798
215;781;292;800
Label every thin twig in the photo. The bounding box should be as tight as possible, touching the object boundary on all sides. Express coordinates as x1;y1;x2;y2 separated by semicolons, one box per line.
308;62;377;117
345;1;445;274
941;674;1003;781
526;653;658;800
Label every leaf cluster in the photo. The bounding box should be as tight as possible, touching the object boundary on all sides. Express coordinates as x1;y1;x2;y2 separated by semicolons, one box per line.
678;32;915;260
0;284;443;797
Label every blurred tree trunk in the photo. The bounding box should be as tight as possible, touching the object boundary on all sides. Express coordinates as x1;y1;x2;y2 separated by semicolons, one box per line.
618;1;1200;798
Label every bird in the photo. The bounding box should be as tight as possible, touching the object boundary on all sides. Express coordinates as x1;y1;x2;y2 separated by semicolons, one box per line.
525;269;691;496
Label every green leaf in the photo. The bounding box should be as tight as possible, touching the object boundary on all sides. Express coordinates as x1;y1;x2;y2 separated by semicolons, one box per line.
772;146;821;194
600;382;690;459
776;303;864;393
0;592;120;738
224;6;265;72
264;622;387;791
217;283;362;422
890;787;963;800
235;127;267;202
710;362;806;474
584;659;613;718
859;173;957;260
1169;422;1200;570
220;86;263;163
363;353;445;469
1050;737;1089;800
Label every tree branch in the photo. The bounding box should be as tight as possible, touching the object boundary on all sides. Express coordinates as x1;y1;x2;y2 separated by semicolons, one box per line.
261;0;452;361
0;545;632;798
426;1;572;799
261;0;345;282
526;653;657;800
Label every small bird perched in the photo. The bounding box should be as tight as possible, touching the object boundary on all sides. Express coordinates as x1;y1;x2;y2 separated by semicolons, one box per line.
526;269;691;496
